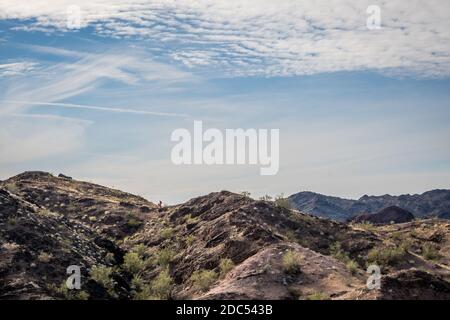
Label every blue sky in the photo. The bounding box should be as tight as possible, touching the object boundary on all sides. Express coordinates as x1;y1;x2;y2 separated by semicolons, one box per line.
1;1;450;203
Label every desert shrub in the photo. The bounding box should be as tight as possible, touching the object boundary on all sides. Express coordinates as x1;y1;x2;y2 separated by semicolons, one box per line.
132;244;147;258
37;251;53;263
367;246;406;266
89;216;98;222
151;269;174;299
185;214;199;224
330;242;351;262
346;260;359;275
282;250;302;274
284;229;298;242
127;218;142;228
186;234;196;246
274;194;291;210
353;221;376;232
161;227;174;239
90;266;114;289
219;258;235;278
421;243;441;261
105;252;116;264
399;238;413;252
306;292;330;300
123;252;146;274
190;269;218;291
50;282;89;300
240;191;251;198
155;248;176;267
130;275;152;300
259;195;273;201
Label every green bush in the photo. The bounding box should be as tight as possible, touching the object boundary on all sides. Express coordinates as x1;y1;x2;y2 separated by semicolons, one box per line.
421;243;441;261
274;194;291;210
151;269;174;299
123;252;146;274
306;292;330;300
219;258;235;278
155;248;176;267
259;195;273;201
186;234;196;246
190;269;218;291
161;227;174;239
346;260;359;275
132;244;147;257
51;282;89;300
90;266;114;289
282;250;301;274
367;246;406;267
353;221;376;232
127;218;143;228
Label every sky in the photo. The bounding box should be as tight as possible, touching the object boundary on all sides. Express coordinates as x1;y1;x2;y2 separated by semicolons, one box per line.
0;0;450;204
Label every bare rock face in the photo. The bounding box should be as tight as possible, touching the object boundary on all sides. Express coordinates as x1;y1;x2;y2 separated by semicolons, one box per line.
1;172;449;300
350;206;415;225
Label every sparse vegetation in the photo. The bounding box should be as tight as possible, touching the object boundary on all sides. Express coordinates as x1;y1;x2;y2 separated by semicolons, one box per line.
127;218;142;229
186;234;196;246
161;227;174;239
367;246;406;267
330;242;359;274
155;248;176;267
37;251;53;263
49;282;89;300
190;269;218;291
353;221;376;232
346;260;359;275
123;252;146;274
219;258;235;278
7;217;17;226
185;214;199;224
306;292;330;300
421;243;441;261
259;195;273;201
132;244;147;257
282;250;302;274
90;265;114;290
240;191;251;198
151;269;174;299
274;194;291;210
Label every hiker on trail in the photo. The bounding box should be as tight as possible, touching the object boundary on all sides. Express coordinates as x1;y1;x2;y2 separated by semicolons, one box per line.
158;200;163;208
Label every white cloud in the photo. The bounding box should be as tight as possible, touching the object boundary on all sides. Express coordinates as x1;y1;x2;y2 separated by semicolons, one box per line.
1;0;449;77
0;50;195;115
0;62;38;77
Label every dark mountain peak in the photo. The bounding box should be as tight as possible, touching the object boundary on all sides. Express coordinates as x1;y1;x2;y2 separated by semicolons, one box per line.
290;189;450;221
350;206;415;225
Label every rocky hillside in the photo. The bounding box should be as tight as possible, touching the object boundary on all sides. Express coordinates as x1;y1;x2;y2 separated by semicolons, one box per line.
288;190;450;221
1;172;449;300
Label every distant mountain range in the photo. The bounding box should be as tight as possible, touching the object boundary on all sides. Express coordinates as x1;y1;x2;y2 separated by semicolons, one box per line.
288;190;450;221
